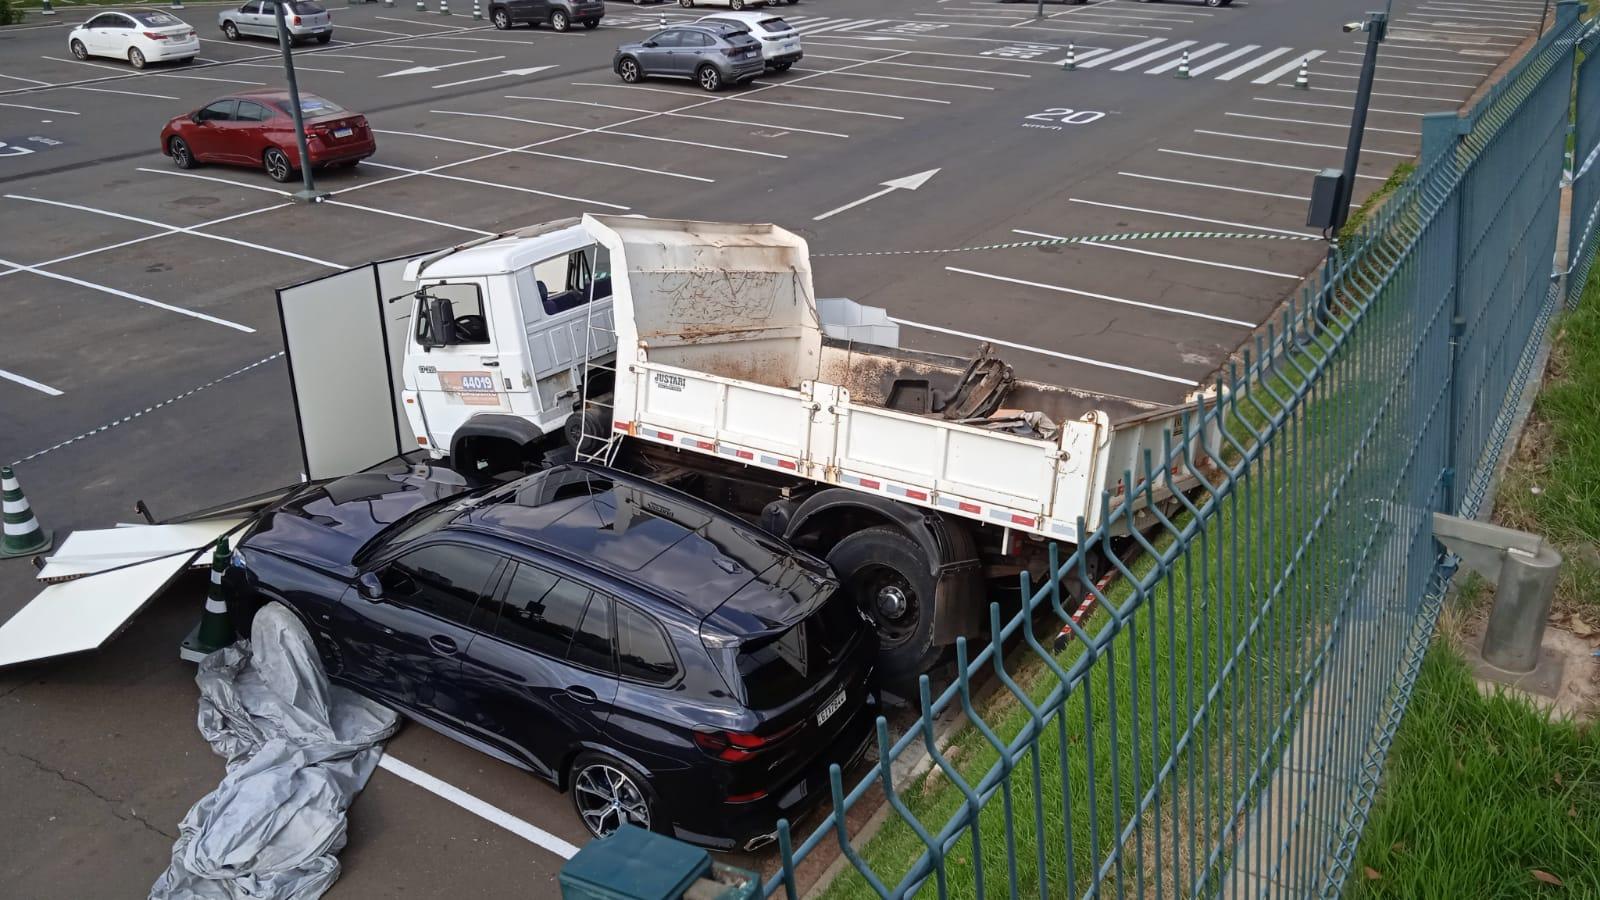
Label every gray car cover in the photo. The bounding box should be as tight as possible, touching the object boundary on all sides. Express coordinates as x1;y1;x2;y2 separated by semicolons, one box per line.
150;602;400;900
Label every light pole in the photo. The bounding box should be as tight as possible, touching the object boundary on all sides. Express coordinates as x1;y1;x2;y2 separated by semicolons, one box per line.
274;0;327;204
1306;8;1389;239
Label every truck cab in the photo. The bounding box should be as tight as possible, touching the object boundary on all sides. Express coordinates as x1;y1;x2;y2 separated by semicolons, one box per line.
400;219;617;475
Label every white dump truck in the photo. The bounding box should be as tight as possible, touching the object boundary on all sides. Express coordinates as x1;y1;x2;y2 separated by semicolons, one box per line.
274;214;1215;676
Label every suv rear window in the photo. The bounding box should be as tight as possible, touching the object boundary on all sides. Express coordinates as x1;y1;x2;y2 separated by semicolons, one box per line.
727;588;859;709
758;18;792;33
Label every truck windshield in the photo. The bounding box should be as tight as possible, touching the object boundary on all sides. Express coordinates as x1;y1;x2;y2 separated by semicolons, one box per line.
414;282;489;347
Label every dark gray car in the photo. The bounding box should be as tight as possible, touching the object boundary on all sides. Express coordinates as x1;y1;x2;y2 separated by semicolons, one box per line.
614;22;764;92
488;0;604;31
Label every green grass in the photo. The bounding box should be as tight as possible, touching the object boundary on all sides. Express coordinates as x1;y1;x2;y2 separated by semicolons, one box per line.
1339;162;1416;247
1494;269;1600;613
1346;645;1600;899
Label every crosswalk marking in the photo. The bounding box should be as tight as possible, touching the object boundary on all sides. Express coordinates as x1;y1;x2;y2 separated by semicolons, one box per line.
1147;41;1224;74
1215;46;1293;81
1251;49;1323;85
1111;39;1195;72
1185;44;1260;76
1076;37;1165;69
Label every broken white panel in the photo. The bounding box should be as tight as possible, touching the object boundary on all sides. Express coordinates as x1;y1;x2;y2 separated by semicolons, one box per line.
35;520;247;582
0;554;191;668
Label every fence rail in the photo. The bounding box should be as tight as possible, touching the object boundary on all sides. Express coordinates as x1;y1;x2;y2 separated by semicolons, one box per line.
755;5;1600;898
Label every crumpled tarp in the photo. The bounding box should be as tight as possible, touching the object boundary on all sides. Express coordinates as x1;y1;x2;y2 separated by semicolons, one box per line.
151;602;400;900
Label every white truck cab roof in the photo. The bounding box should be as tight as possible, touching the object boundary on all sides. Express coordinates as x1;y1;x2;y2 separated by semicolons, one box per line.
403;218;591;280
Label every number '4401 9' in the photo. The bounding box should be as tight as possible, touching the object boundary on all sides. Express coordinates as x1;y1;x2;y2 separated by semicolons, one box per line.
1023;108;1105;125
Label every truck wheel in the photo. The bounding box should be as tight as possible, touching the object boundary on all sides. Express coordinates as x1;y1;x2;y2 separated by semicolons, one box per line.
563;406;611;457
827;526;940;678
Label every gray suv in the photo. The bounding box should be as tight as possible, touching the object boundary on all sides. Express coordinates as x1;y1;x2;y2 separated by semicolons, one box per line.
614;22;763;92
218;0;332;43
488;0;603;31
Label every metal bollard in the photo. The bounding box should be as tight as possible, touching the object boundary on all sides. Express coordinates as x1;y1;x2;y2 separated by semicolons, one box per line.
1433;514;1565;676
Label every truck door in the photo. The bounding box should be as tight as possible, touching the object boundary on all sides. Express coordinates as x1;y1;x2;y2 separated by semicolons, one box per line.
410;279;515;452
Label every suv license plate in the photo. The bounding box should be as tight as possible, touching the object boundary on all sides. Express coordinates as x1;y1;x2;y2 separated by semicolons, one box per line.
816;688;846;726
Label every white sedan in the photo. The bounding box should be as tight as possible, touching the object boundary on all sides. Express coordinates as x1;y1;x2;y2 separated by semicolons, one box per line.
68;9;199;69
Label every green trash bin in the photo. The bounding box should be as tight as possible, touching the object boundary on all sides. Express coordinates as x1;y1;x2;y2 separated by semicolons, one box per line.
560;826;759;900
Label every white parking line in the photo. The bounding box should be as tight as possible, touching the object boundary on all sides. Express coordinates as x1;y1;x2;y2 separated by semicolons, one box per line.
6;194;346;269
1224;111;1420;136
787;66;993;90
1313;70;1477;89
374;14;467;29
1193;129;1414;157
1252;96;1431;117
377;755;581;860
1184;44;1261;76
1336;48;1494;67
1215;46;1292;81
1157;148;1385;181
1116;172;1309;202
1250;50;1323;85
1310;85;1467;102
750;80;952;104
0;256;254;333
802;54;1030;77
1013;227;1303;281
324;199;494;236
334;23;417;36
1075;37;1164;69
0;100;78;115
375;129;715;182
946;265;1254;327
1067;197;1321;236
1147;41;1224;74
505;95;852;138
569;81;902;119
1323;58;1494;77
432;108;790;157
0;73;52;85
40;56;263;86
319;52;415;63
1110;39;1195;72
134;166;292;195
71;85;181;100
233;61;346;74
891;316;1198;387
362;160;631;209
0;368;63;397
386;43;479;53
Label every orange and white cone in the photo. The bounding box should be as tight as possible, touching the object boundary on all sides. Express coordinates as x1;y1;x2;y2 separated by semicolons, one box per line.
1;466;52;559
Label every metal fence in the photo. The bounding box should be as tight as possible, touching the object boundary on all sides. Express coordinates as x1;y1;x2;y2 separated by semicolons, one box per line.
1569;24;1600;308
751;6;1599;899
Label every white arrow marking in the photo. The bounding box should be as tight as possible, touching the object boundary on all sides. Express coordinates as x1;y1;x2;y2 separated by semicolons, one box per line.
433;64;557;90
813;168;940;222
380;55;504;78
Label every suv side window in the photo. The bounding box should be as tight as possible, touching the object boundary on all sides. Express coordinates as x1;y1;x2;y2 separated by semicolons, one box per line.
685;31;713;48
377;543;498;626
567;593;614;672
650;30;682;48
616;603;676;683
489;563;593;659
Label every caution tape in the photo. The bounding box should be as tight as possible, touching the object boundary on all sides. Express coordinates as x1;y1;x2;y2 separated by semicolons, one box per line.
814;229;1322;258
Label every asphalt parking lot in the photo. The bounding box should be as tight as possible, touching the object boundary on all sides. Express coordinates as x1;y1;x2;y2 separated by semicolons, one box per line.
0;0;1549;893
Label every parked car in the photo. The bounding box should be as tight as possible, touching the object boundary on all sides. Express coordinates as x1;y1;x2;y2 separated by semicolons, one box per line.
488;0;604;30
614;22;764;92
67;10;199;69
696;11;800;71
218;0;333;44
222;461;878;849
676;0;780;8
160;90;375;182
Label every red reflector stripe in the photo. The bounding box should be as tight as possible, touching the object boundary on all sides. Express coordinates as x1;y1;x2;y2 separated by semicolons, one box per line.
1011;513;1035;527
777;459;797;470
657;431;674;442
736;449;754;460
904;489;928;501
860;478;880;490
613;421;630;433
695;440;715;451
958;502;981;514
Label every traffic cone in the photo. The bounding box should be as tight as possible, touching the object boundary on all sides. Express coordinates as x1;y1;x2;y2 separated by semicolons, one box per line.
1062;43;1076;71
416;0;424;10
440;0;449;14
179;538;235;663
1295;58;1310;90
169;0;183;9
473;0;481;19
384;0;393;8
40;0;56;16
1;466;51;559
1175;50;1190;79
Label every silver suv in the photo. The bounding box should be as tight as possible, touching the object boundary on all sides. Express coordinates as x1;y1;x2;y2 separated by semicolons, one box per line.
614;22;764;92
218;0;332;43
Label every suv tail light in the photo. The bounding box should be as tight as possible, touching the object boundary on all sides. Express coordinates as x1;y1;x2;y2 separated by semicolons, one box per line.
722;46;746;57
692;722;800;762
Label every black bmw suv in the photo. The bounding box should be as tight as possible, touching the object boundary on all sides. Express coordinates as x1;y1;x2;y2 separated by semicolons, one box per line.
224;459;876;850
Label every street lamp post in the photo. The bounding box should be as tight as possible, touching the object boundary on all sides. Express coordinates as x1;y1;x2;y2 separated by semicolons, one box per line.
274;1;327;204
1306;8;1389;238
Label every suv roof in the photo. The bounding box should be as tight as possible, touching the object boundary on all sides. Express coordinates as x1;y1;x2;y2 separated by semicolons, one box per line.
456;465;809;618
674;21;749;37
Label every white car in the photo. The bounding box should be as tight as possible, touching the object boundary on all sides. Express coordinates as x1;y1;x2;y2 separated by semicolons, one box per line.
696;10;801;70
677;0;782;10
68;9;199;69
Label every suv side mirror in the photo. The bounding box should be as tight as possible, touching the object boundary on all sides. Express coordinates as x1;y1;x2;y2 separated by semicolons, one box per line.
642;40;657;47
357;572;383;601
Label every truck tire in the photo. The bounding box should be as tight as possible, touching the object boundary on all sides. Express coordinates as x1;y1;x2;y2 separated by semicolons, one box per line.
827;526;941;678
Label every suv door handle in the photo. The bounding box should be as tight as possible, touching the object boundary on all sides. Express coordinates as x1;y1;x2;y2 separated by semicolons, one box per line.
565;685;597;704
428;634;459;655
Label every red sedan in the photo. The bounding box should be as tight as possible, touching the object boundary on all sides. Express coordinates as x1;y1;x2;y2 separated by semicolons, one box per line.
160;90;375;182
